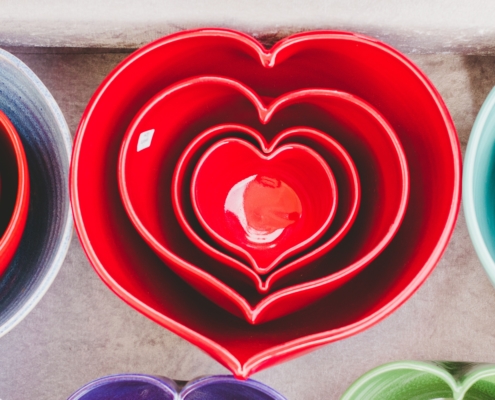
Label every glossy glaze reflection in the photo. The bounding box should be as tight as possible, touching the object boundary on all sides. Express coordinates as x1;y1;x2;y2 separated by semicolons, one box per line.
191;138;337;274
225;174;302;245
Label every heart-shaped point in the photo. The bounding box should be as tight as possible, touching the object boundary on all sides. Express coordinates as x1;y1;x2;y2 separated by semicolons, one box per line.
191;138;338;274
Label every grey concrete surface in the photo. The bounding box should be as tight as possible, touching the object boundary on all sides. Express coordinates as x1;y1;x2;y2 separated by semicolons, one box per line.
4;1;495;53
0;49;494;399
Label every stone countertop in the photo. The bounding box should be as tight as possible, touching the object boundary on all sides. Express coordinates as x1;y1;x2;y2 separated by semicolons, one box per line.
0;48;494;399
3;1;495;53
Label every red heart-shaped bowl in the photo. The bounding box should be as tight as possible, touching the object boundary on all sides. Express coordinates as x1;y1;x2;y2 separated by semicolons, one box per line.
118;77;408;322
71;29;461;377
172;122;360;293
191;137;338;275
0;110;29;277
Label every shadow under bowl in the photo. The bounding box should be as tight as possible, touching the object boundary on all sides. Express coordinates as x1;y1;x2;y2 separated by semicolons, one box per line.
0;48;72;337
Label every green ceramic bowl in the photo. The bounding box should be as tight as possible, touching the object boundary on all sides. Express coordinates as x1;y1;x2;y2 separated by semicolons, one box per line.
342;361;495;400
464;87;495;285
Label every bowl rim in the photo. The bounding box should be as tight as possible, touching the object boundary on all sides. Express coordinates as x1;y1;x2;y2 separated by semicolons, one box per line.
0;48;73;338
118;76;408;323
67;373;287;400
70;28;461;378
67;373;178;400
340;360;495;400
168;122;361;293
0;109;30;276
463;86;495;285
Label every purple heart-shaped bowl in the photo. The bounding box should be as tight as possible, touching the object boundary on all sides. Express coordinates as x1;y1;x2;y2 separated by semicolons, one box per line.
67;374;287;400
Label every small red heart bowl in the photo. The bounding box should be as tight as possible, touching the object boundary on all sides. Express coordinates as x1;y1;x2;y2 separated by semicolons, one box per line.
71;29;461;378
190;137;338;275
172;122;360;293
0;110;29;277
118;76;408;323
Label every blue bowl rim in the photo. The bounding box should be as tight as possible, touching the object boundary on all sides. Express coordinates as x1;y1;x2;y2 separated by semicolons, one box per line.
0;47;73;337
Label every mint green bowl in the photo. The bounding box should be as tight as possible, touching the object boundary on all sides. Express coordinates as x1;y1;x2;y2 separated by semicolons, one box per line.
341;361;495;400
464;87;495;285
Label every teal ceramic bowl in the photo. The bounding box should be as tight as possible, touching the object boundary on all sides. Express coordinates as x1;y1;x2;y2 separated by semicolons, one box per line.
341;361;495;400
464;87;495;285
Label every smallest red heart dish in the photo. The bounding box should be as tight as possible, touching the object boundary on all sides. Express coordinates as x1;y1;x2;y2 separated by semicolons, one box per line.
0;110;30;278
173;123;360;293
191;136;338;275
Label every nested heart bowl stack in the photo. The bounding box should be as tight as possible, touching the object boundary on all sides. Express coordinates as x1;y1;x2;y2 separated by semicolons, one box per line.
70;29;461;378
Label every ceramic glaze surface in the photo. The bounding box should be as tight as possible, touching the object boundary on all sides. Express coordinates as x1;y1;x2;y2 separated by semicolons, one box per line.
191;138;337;274
118;76;408;323
68;374;287;400
171;123;361;294
72;29;460;377
341;361;495;400
0;110;30;277
464;87;495;287
0;48;72;337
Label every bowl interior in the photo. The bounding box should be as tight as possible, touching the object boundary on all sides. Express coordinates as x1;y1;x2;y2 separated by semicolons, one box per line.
119;78;407;307
68;375;176;400
0;118;20;238
0;111;30;277
465;88;495;283
72;31;459;370
191;138;337;274
170;123;360;294
0;49;71;336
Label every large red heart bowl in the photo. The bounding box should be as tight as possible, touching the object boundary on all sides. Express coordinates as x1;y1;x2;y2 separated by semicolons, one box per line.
70;29;461;378
118;76;408;323
0;110;30;277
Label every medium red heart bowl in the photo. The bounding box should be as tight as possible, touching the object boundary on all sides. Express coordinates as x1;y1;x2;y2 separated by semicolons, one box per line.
0;110;29;277
118;76;408;322
172;122;360;293
71;29;461;378
191;137;338;275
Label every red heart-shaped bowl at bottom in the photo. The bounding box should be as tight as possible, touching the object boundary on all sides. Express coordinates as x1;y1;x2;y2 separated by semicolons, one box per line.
71;29;461;378
118;76;408;323
172;123;360;293
0;110;29;277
